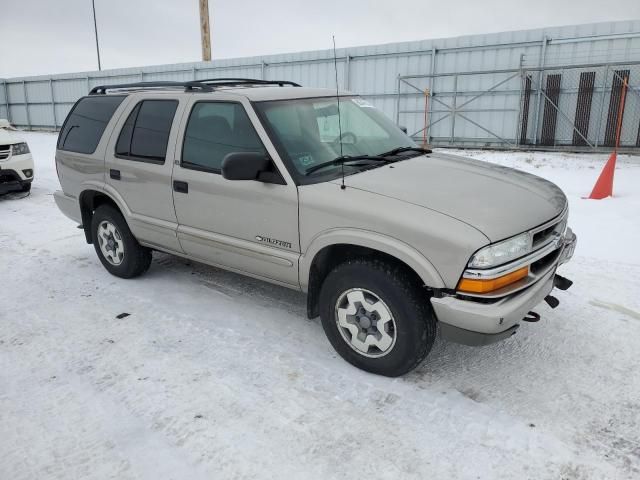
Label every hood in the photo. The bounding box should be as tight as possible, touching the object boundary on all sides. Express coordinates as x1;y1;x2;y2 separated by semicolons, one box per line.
0;126;24;145
334;152;567;242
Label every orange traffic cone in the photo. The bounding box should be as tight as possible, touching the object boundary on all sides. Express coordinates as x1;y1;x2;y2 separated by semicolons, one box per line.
587;151;617;199
587;75;628;200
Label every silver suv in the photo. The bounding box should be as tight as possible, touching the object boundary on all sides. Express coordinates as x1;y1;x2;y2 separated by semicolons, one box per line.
54;78;577;376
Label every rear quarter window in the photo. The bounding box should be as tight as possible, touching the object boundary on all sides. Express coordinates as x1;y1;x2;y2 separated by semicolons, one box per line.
58;96;125;154
115;99;178;164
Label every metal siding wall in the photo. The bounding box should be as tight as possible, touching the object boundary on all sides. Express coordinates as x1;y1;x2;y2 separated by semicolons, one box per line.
2;20;639;148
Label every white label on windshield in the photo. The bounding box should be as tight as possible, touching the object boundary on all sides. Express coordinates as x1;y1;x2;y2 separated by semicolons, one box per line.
352;98;374;108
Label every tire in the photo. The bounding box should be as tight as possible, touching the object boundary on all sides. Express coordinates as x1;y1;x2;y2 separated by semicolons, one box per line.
91;204;152;278
20;182;31;193
319;258;436;377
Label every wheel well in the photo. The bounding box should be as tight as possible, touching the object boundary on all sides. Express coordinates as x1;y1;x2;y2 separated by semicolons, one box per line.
78;190;120;244
306;244;426;319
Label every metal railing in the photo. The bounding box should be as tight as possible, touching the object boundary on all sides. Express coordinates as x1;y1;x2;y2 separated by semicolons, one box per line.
397;60;640;151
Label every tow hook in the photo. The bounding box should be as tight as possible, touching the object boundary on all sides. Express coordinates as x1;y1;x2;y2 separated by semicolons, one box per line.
523;311;541;322
545;295;560;308
554;274;573;291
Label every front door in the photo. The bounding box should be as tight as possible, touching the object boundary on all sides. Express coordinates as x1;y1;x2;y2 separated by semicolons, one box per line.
171;98;300;288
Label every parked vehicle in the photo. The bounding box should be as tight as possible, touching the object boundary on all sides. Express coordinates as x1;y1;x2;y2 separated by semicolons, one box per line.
54;79;576;376
0;119;34;194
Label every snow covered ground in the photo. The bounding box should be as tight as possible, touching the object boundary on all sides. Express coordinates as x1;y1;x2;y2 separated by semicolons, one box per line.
1;132;639;479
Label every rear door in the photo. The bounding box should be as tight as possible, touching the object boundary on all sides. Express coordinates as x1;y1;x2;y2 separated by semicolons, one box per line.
104;94;185;252
171;96;300;288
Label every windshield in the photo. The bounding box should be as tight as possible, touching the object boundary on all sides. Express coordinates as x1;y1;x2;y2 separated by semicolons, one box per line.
253;96;416;184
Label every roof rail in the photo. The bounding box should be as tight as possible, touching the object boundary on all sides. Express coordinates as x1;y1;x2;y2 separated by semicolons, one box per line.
89;78;301;95
89;81;213;95
198;78;302;87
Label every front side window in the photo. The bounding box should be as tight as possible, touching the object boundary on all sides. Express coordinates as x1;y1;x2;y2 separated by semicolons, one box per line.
182;102;267;173
115;99;178;163
58;95;125;154
254;96;415;184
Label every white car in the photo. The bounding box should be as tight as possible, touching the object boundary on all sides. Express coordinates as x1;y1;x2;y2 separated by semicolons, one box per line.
0;119;34;194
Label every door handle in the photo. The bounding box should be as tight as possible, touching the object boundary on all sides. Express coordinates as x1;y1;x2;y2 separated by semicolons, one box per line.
110;169;121;180
173;180;188;193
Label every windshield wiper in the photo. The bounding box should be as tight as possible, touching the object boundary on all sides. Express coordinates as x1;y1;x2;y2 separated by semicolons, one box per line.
378;146;432;157
304;147;430;176
305;155;391;175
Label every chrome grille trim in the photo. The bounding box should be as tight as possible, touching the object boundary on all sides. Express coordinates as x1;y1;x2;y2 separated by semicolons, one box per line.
0;144;10;160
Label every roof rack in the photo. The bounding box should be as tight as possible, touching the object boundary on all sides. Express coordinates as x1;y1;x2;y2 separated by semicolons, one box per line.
89;81;212;95
198;78;301;87
89;78;301;95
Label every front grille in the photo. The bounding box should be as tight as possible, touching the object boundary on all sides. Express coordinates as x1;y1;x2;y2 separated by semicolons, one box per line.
0;145;10;160
532;215;567;250
530;247;562;275
532;224;555;246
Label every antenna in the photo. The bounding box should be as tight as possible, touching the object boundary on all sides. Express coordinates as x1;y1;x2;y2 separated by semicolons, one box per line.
332;35;346;190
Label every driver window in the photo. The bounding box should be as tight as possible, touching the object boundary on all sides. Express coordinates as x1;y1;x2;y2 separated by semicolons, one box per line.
182;102;266;173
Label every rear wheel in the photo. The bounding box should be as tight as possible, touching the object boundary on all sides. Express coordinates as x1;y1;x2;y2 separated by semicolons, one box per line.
91;204;152;278
319;258;436;376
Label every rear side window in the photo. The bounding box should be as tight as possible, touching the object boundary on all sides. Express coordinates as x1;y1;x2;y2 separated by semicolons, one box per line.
115;99;178;164
182;102;266;173
58;96;125;154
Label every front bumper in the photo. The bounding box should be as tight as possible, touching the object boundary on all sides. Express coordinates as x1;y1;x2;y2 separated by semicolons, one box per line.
432;228;577;346
0;153;34;194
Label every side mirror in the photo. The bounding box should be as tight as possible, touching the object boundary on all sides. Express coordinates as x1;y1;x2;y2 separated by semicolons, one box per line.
222;152;270;181
399;125;408;134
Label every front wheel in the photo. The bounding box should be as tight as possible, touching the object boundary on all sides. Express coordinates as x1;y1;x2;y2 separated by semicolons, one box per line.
91;204;152;278
319;258;436;377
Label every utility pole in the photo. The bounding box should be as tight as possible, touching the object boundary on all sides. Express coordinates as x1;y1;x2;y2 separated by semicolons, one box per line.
199;0;212;61
92;0;102;70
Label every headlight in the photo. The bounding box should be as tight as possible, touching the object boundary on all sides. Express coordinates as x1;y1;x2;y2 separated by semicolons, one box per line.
468;232;532;269
12;142;30;156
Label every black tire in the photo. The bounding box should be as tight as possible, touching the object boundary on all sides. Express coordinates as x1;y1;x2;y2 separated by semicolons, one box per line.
91;204;152;278
319;258;436;377
20;182;31;192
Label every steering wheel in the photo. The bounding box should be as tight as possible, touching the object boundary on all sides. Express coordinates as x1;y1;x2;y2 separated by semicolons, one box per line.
332;131;358;147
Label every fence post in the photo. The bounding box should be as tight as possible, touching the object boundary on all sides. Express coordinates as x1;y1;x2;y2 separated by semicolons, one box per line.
85;76;90;94
532;36;548;146
139;71;144;82
515;54;525;146
450;74;458;144
344;52;350;90
594;64;609;148
428;46;437;144
49;78;57;129
2;80;10;123
23;80;31;130
395;75;401;125
261;61;266;80
192;66;197;80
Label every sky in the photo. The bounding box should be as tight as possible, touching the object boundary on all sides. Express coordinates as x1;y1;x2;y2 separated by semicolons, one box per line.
1;0;639;78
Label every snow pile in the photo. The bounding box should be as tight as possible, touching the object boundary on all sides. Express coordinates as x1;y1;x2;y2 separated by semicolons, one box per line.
1;133;639;479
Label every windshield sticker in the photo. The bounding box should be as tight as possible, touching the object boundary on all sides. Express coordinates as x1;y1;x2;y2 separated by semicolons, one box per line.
352;98;375;108
296;153;314;166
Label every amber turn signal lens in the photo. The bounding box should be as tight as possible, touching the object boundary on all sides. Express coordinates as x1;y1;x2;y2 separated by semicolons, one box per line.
457;266;529;294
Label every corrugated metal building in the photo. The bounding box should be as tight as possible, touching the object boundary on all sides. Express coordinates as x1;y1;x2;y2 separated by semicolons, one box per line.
2;20;640;150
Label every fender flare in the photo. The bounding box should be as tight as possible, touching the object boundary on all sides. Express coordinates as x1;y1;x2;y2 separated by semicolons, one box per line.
299;228;445;292
78;183;133;242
